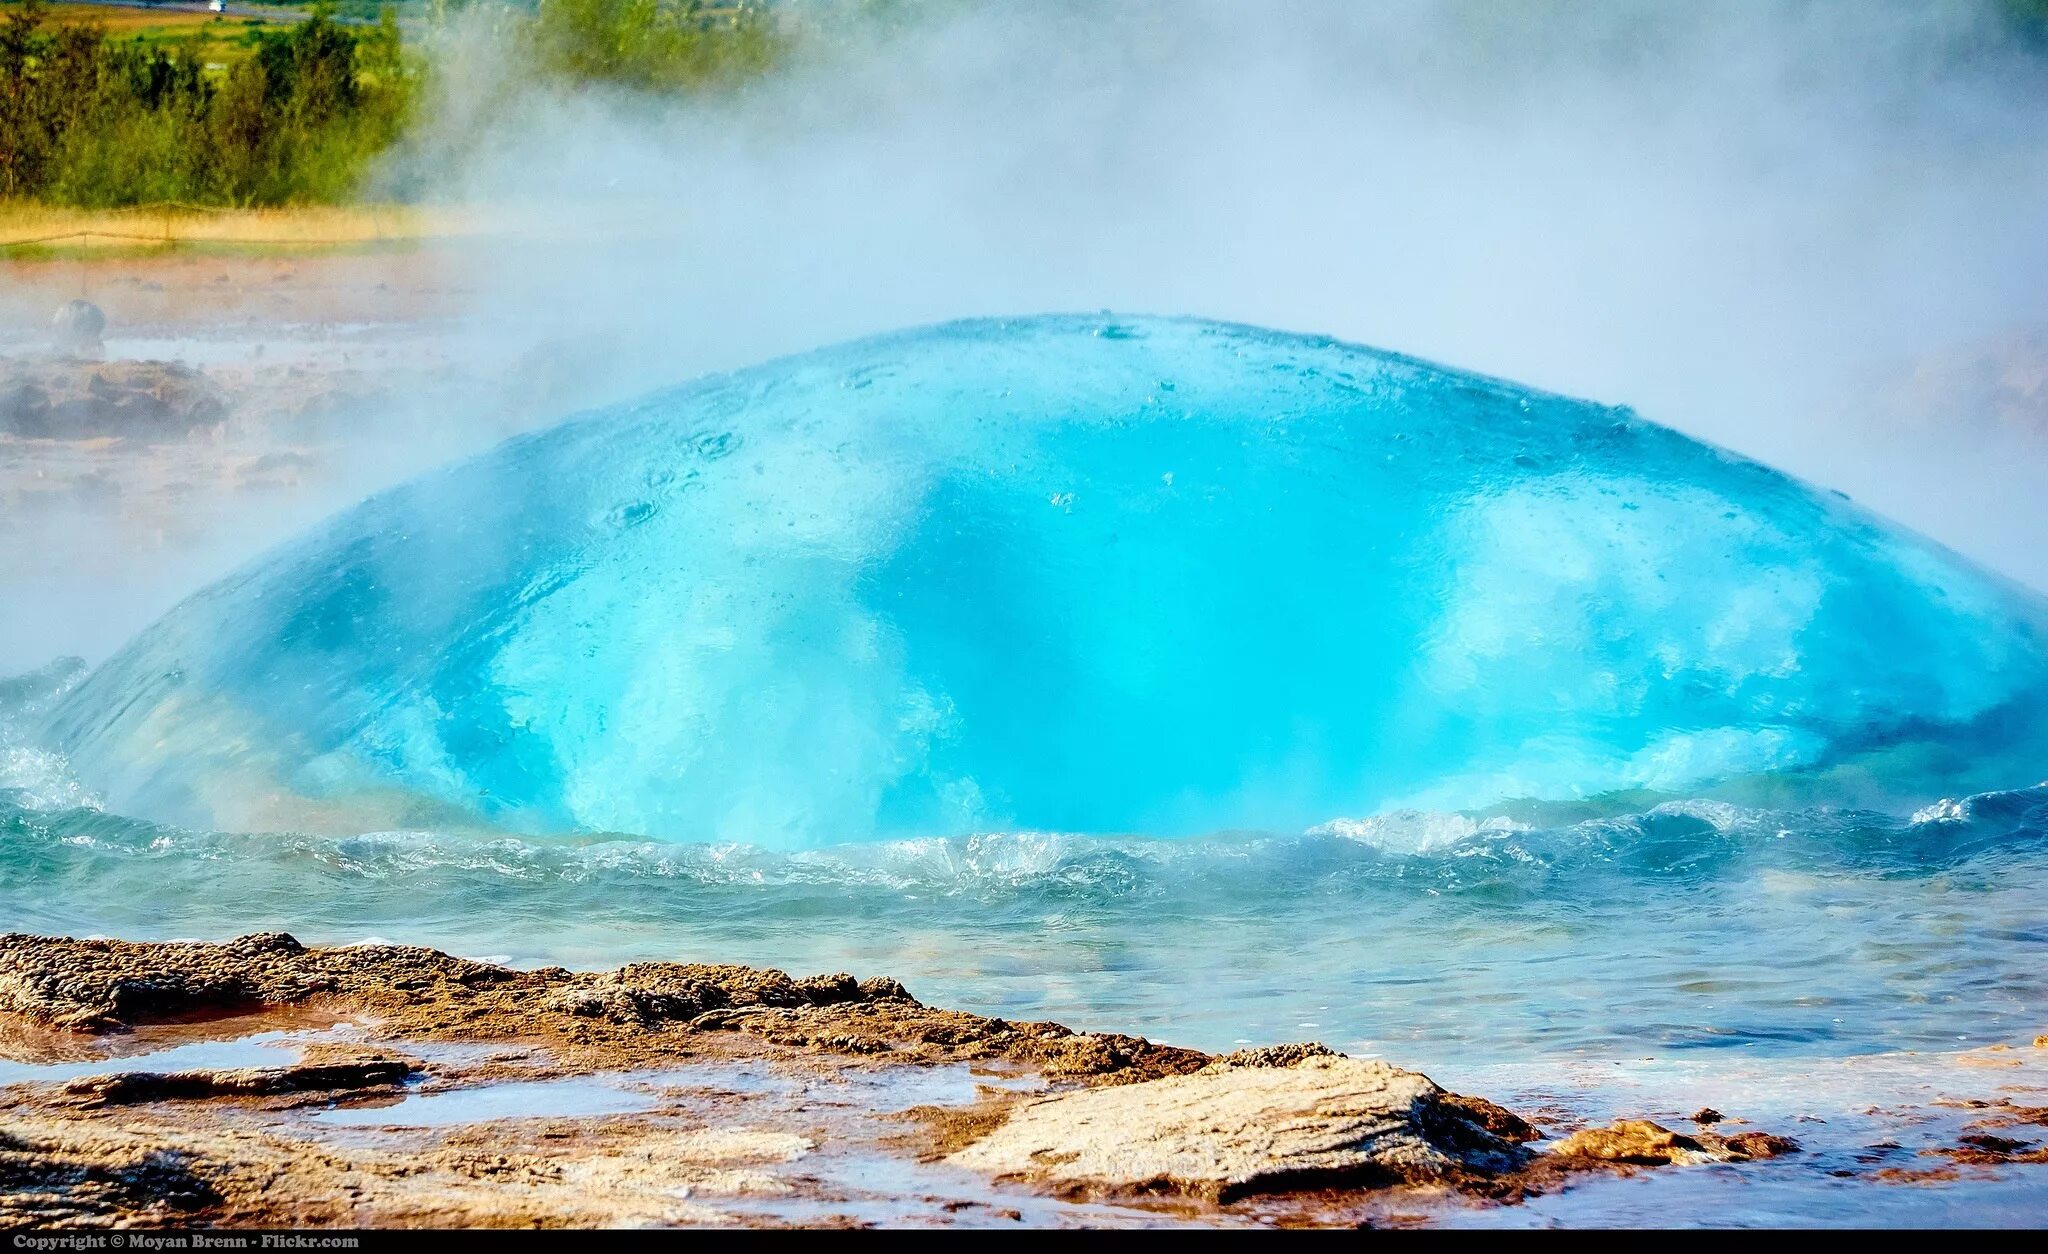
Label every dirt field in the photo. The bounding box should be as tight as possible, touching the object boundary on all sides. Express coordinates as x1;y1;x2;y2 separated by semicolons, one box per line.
31;2;303;65
39;2;293;30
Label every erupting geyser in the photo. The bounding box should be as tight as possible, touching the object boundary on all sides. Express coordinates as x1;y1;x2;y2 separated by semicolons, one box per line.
43;316;2048;847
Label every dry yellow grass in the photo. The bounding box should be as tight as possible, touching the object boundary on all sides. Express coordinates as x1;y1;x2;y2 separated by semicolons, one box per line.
0;203;482;253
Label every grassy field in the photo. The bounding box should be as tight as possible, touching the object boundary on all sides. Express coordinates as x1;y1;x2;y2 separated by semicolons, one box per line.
33;2;305;66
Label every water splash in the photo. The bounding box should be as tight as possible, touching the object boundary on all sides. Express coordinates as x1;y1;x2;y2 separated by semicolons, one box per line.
7;636;2048;1060
40;316;2048;847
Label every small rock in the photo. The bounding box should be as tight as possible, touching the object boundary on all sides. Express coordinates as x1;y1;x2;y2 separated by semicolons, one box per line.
1691;1107;1724;1125
1720;1131;1800;1159
1440;1092;1542;1143
1549;1119;1797;1166
50;299;106;358
856;976;916;1002
1551;1119;1708;1165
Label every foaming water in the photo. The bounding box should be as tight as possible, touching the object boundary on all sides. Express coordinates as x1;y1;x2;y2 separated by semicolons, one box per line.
7;655;2046;1069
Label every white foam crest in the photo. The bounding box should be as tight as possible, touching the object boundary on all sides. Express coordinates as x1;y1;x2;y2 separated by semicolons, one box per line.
0;745;101;813
1643;797;1765;832
1306;809;1528;856
1912;797;1971;824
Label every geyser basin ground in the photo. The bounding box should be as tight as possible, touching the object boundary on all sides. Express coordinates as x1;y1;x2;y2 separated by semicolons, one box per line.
39;315;2048;847
4;310;2048;1224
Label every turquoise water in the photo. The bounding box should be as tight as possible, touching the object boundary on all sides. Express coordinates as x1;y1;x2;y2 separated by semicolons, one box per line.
4;316;2047;1223
6;654;2047;1068
38;317;2048;846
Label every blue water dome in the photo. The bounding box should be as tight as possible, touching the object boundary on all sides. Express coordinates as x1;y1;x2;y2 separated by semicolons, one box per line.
44;316;2048;847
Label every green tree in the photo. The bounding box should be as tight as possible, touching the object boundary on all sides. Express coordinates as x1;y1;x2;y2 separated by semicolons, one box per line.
0;0;418;207
528;0;784;94
0;0;53;196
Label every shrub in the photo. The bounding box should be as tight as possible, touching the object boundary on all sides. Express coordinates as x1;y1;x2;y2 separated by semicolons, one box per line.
0;0;415;207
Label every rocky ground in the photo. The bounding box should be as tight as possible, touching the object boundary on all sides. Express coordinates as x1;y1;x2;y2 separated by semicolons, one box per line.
0;931;1813;1228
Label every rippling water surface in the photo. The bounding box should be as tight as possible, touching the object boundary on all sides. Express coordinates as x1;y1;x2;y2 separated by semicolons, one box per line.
8;656;2045;1071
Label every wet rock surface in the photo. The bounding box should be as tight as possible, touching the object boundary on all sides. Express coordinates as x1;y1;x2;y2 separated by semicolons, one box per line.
0;933;1816;1227
945;1053;1532;1202
63;1059;416;1107
0;932;1204;1082
0;1127;224;1227
1545;1119;1799;1167
1920;1100;2048;1168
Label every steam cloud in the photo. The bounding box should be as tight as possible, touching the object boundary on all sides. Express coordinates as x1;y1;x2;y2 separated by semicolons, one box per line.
7;0;2048;674
417;0;2048;587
